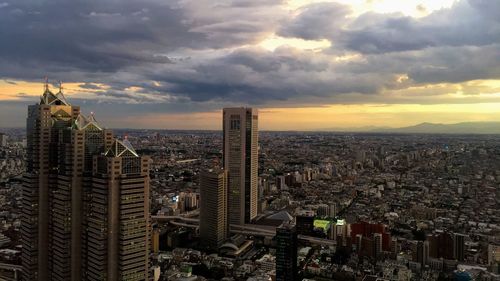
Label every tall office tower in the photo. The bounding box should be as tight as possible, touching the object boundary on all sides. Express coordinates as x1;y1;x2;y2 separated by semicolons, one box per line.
276;223;298;281
223;108;258;225
79;115;114;281
53;113;113;281
22;83;80;280
199;168;228;251
22;82;150;281
453;233;466;262
85;140;151;281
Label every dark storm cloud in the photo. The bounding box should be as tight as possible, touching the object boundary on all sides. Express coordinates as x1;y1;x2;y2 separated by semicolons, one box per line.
131;47;384;105
0;0;285;80
0;0;498;111
0;0;194;77
407;45;500;84
336;44;500;85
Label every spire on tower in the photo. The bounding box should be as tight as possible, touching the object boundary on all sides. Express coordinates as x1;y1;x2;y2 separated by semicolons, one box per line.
40;78;70;106
41;76;50;104
88;112;98;123
44;76;49;92
54;80;69;105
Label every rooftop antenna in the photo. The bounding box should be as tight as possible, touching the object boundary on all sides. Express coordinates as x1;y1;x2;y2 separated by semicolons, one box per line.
40;76;50;104
44;76;49;92
50;80;70;105
88;111;96;122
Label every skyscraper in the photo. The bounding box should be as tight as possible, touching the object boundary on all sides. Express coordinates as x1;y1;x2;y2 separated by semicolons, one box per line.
22;83;81;281
22;82;150;281
199;168;228;251
54;112;113;281
223;108;258;225
85;140;151;281
276;223;298;281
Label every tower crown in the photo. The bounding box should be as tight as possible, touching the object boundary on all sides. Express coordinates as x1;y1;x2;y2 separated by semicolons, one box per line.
105;138;139;158
73;113;103;131
40;78;70;106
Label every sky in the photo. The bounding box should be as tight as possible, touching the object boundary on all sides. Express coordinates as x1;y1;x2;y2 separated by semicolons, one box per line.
0;0;499;130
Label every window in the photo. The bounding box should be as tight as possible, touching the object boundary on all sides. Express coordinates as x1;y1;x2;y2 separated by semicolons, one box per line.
230;119;240;130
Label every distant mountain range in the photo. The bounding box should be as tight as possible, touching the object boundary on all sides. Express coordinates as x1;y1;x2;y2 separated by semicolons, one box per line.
4;122;500;134
324;122;500;134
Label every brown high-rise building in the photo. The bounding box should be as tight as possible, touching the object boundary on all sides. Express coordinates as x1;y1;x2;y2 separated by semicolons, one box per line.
86;140;151;281
22;83;81;281
222;108;258;225
199;168;228;251
22;82;150;281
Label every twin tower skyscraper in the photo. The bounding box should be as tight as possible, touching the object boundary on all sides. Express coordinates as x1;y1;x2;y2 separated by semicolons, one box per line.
21;83;151;281
199;108;259;250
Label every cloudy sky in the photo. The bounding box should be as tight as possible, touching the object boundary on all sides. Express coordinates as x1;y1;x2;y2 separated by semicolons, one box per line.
0;0;499;130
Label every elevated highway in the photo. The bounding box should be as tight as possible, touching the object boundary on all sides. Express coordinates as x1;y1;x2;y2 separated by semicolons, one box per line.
152;215;337;246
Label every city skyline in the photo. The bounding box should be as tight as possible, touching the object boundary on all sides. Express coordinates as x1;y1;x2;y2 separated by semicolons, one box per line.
0;85;499;279
0;1;499;280
0;0;499;130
